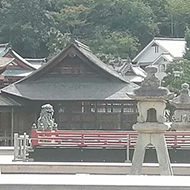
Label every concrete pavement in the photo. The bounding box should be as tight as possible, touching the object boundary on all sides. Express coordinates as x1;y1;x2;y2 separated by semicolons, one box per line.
1;146;190;190
1;174;190;190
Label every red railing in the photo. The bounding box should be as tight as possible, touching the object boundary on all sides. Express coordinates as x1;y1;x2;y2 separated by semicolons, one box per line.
31;130;190;149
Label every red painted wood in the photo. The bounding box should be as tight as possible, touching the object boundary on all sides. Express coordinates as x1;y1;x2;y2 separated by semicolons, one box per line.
30;129;190;148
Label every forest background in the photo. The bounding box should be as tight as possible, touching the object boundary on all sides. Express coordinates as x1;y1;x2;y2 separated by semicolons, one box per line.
1;0;190;91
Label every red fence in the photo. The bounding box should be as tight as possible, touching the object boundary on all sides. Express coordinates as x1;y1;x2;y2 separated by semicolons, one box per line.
31;130;190;149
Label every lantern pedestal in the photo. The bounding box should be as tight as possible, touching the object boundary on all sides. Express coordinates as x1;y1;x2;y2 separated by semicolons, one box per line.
130;123;172;175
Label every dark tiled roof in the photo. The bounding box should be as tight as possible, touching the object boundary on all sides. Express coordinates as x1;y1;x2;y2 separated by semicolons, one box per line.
2;41;139;101
0;43;37;70
0;58;14;71
76;43;128;83
2;69;32;77
8;50;37;70
0;93;21;106
25;58;47;69
2;76;138;100
0;43;10;57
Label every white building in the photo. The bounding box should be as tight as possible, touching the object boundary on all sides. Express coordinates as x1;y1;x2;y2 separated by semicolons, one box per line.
132;37;186;80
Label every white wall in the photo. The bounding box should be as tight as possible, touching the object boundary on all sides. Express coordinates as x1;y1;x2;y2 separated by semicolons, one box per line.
137;46;165;64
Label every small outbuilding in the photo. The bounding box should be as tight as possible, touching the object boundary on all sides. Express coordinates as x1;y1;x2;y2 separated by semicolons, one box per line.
132;37;186;80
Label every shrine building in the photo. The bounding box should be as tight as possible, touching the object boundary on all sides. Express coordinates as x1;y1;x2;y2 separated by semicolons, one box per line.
0;40;139;145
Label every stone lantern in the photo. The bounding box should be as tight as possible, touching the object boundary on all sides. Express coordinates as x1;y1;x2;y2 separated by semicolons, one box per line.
170;83;190;131
128;66;173;175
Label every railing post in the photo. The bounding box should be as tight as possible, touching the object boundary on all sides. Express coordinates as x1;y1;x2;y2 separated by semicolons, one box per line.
174;133;178;147
13;133;19;161
23;133;27;161
125;134;130;163
13;132;30;162
31;129;38;146
19;135;24;159
11;108;14;146
81;134;84;146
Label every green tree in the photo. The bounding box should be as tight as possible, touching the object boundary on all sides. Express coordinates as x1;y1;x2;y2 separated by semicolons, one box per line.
1;0;189;61
163;23;190;93
184;27;190;60
168;0;190;37
47;28;71;57
48;0;140;60
0;0;55;57
162;59;190;94
53;4;88;38
142;0;171;36
86;0;158;48
86;29;139;60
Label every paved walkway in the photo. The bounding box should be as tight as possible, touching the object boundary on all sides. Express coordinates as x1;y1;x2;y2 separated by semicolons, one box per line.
1;147;190;190
1;174;190;190
0;155;14;164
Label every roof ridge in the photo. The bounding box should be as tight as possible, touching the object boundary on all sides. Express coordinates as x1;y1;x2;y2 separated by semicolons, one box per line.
154;37;185;41
25;58;46;61
73;40;92;52
11;50;37;70
0;43;9;48
76;43;129;83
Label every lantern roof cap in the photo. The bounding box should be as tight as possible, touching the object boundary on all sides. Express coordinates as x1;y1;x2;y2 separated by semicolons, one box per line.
170;82;190;108
128;66;173;100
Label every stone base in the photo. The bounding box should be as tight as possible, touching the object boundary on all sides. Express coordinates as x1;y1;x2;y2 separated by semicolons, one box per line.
133;122;170;133
130;133;173;175
171;123;190;131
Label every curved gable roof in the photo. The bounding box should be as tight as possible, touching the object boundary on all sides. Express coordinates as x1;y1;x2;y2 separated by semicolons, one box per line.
0;43;10;57
5;49;36;70
2;41;139;101
17;40;129;83
0;92;21;106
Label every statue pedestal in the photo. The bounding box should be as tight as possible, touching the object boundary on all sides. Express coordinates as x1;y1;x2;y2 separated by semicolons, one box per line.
130;123;173;175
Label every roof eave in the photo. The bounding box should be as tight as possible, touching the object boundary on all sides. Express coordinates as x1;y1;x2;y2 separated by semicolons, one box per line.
132;39;155;62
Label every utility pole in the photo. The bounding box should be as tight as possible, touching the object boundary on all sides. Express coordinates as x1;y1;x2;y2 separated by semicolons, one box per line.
171;14;174;37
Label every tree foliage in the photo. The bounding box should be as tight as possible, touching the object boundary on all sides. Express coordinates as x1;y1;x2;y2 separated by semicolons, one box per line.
184;27;190;60
0;0;55;57
162;59;190;94
168;0;190;37
0;0;190;60
47;28;71;57
142;0;171;36
163;24;190;93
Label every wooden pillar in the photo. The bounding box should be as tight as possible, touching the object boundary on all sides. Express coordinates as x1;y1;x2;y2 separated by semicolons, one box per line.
11;108;14;145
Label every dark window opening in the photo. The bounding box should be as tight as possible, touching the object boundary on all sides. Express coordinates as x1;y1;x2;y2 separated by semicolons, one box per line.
151;43;159;53
146;108;157;122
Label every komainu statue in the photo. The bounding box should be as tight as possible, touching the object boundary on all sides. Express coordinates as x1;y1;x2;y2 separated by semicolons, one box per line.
36;104;58;130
